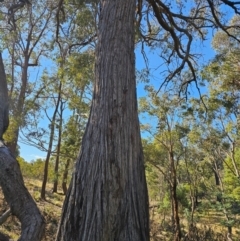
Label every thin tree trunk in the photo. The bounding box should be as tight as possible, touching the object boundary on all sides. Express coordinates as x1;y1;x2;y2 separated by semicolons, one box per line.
214;169;220;186
61;158;70;195
53;100;64;193
56;0;149;240
213;160;224;202
213;169;222;202
230;141;240;178
213;160;232;235
184;152;198;230
0;53;9;141
8;56;29;155
6;7;52;154
169;151;181;241
9;41;15;101
41;82;62;200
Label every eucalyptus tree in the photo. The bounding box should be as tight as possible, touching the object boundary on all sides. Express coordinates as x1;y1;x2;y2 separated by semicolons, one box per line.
204;17;240;176
196;17;240;235
56;0;150;240
59;113;86;194
45;0;96;196
0;41;44;241
140;91;191;240
0;0;56;154
13;0;96;198
0;0;240;240
40;78;63;200
19;51;94;198
52;52;93;194
54;0;240;240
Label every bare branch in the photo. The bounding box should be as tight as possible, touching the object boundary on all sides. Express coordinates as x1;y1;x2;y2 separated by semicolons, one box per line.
0;209;11;225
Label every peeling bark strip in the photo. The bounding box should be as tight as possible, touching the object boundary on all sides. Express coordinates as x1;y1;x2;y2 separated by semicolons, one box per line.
0;146;45;241
56;0;150;240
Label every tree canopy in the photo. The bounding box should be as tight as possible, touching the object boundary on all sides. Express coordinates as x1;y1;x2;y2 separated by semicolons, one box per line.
0;0;240;241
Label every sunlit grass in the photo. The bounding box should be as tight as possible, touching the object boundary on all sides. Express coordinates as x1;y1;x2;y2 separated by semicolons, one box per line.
0;178;64;241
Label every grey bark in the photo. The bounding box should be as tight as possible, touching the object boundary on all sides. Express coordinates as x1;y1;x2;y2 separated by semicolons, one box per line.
0;51;45;241
56;0;149;240
53;98;64;193
0;53;9;141
0;209;11;225
0;145;45;241
41;82;62;200
61;159;70;195
8;54;29;154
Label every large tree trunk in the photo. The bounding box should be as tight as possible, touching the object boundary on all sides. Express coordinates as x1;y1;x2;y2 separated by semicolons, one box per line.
56;0;150;240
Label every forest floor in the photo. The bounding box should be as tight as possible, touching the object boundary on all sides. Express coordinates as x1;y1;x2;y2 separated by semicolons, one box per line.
0;178;64;241
0;178;240;240
150;205;240;240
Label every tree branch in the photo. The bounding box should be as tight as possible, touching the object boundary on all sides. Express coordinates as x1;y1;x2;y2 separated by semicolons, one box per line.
0;144;45;241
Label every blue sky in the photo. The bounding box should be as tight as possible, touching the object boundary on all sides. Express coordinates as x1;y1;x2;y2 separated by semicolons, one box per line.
18;40;216;162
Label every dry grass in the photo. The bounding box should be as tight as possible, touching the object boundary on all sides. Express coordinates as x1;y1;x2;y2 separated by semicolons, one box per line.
149;205;240;241
1;179;240;240
0;177;64;241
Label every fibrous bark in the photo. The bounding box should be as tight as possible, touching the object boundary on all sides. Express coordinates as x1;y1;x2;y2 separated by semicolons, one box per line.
56;0;149;240
0;53;9;141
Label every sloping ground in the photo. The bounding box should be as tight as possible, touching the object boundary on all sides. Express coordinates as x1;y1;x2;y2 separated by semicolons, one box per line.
1;179;240;240
0;178;64;241
149;204;240;241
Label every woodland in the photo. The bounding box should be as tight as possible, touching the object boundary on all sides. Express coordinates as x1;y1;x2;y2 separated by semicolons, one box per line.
0;0;240;241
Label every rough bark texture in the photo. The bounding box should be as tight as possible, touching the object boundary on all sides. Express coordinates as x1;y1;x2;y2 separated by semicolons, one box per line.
0;145;45;241
56;0;150;240
61;158;70;195
0;53;9;141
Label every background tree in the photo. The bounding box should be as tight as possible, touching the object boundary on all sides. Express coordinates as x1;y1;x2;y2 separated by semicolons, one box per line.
54;1;240;240
0;43;45;241
1;0;240;240
0;0;55;154
140;92;186;241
